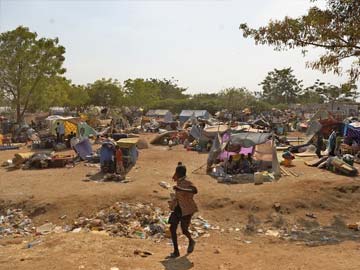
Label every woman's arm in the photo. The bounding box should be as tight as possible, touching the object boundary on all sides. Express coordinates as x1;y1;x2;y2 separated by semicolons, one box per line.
174;186;198;194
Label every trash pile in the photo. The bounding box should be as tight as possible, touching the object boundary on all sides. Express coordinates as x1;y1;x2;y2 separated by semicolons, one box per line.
72;202;168;240
0;209;34;238
71;202;213;240
244;210;360;246
285;216;360;246
0;203;215;241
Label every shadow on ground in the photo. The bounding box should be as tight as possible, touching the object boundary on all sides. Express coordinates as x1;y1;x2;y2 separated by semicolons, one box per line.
160;255;194;270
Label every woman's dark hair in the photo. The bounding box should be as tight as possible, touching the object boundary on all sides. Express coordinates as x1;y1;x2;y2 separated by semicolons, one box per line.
175;165;187;178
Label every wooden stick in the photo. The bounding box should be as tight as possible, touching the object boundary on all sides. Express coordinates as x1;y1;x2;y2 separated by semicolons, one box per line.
287;169;299;177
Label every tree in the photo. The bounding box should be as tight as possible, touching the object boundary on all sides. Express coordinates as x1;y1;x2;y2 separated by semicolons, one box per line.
0;26;66;123
304;79;358;104
151;78;188;100
123;78;161;109
298;85;325;104
87;78;124;108
240;0;360;81
218;87;256;115
259;68;303;104
27;76;71;112
66;84;90;112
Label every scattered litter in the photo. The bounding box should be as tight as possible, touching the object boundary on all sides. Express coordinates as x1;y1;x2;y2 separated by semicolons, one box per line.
134;249;153;257
265;229;280;237
54;226;64;233
70;202;213;240
25;238;42;249
0;209;34;238
84;163;101;168
273;202;281;212
348;222;360;231
36;223;55;235
159;181;171;189
306;213;317;219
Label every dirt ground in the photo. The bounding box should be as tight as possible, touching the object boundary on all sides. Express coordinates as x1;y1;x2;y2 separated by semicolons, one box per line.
1;133;360;270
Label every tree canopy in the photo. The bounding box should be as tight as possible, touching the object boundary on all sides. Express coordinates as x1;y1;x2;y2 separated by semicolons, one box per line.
0;25;356;122
259;68;303;104
123;78;188;109
240;0;360;81
87;78;123;108
0;26;66;123
304;79;358;103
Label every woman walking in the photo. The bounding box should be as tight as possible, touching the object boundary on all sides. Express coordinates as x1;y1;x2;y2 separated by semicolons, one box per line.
168;163;198;258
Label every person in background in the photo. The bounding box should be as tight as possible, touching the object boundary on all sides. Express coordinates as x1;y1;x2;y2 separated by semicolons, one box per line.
115;145;124;175
168;139;173;150
247;153;255;172
31;120;36;129
55;122;65;143
239;154;251;173
328;130;337;156
168;163;198;258
226;155;238;174
66;131;76;148
247;153;253;165
316;132;324;158
335;131;342;156
183;138;190;149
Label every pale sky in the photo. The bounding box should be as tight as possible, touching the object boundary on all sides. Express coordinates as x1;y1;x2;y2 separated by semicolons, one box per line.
0;0;353;94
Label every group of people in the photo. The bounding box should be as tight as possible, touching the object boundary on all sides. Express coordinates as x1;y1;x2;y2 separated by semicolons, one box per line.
225;153;254;174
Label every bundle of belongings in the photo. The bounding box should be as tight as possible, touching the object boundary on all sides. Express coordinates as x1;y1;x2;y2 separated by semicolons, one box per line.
305;154;358;176
150;131;188;146
5;151;75;169
143;119;160;133
280;150;295;167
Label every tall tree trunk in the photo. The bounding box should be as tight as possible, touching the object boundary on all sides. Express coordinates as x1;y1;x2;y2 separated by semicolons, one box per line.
16;94;21;124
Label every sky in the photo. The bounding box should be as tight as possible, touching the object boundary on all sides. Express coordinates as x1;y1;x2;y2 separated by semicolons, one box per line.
0;0;352;94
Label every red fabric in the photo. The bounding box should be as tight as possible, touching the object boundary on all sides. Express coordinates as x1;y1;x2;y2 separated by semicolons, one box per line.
116;149;123;162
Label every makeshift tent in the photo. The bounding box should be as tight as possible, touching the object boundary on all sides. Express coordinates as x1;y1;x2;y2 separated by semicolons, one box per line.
306;110;342;142
189;125;229;141
207;132;280;177
179;110;210;123
73;138;92;160
229;132;272;148
203;125;229;137
46;116;97;138
116;138;139;168
146;110;173;122
344;122;360;145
